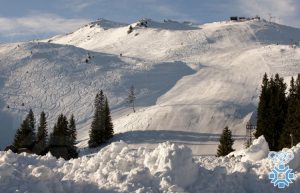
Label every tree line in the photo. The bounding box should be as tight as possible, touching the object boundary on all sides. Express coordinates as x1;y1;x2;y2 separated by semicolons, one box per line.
8;109;78;160
255;73;300;150
216;73;300;157
7;90;114;159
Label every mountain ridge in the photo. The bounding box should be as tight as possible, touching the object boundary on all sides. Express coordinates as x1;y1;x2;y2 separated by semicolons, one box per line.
1;19;300;154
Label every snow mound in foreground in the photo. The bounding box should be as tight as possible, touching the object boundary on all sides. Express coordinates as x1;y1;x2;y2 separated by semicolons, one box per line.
0;141;300;193
0;142;198;193
144;142;198;188
283;143;300;170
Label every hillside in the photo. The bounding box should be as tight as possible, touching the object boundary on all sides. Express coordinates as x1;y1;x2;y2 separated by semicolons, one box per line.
1;19;300;154
0;42;193;149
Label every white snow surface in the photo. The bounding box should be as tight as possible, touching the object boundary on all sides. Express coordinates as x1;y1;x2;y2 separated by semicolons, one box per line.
229;136;270;162
0;140;299;193
1;19;300;155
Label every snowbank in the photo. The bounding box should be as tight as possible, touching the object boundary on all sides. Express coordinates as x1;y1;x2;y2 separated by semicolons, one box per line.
0;141;299;193
0;142;199;193
283;143;300;170
144;142;198;188
229;136;269;162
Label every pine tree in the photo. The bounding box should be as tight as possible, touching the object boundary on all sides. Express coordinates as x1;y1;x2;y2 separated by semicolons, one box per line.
127;85;136;113
67;114;78;159
68;114;77;147
88;90;105;148
255;73;287;151
265;74;287;150
104;97;114;141
27;109;35;134
49;114;69;147
294;74;300;145
280;74;300;148
295;74;300;140
25;109;36;149
12;127;21;148
255;73;269;138
13;119;29;149
49;114;70;159
217;126;234;157
12;109;36;150
275;74;288;146
34;111;48;155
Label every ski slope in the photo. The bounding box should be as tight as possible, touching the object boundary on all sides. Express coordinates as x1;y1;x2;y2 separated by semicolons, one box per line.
0;42;193;149
1;19;300;154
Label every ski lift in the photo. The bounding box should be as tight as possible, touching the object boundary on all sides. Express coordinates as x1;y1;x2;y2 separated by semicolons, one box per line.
246;121;256;146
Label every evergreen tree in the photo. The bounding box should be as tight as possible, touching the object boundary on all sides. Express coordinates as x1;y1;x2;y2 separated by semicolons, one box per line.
88;93;100;148
292;104;300;146
68;114;77;147
34;111;48;155
25;109;36;149
12;128;21;148
280;74;300;148
294;74;300;144
12;109;36;150
49;114;70;159
266;75;287;150
27;109;35;134
217;126;234;157
255;73;287;151
49;114;69;146
13;119;29;149
88;90;105;148
67;114;78;159
255;73;269;138
127;85;136;113
104;97;114;141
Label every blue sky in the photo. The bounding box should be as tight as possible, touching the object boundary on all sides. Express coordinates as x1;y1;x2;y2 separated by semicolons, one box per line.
0;0;299;42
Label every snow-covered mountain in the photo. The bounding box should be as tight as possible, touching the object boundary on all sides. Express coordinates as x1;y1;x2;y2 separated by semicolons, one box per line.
1;18;300;154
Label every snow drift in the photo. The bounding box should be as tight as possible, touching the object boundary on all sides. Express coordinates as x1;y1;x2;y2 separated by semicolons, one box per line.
229;136;269;162
0;140;299;193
